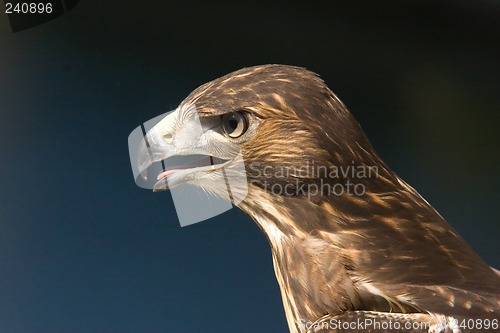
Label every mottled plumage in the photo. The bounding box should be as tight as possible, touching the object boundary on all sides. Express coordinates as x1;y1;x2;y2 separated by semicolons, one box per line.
138;65;500;333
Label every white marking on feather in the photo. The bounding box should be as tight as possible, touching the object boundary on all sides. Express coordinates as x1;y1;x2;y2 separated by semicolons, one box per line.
361;282;386;297
396;294;413;305
303;237;330;255
360;282;407;312
239;188;294;249
247;202;286;248
447;293;455;307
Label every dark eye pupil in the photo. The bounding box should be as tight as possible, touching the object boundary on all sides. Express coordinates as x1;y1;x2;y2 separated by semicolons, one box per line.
221;111;248;138
228;117;238;130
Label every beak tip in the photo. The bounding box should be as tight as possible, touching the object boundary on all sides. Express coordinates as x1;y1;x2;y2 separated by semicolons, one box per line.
153;179;169;192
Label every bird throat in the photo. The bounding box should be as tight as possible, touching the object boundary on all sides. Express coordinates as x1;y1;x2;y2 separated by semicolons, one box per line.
238;187;361;333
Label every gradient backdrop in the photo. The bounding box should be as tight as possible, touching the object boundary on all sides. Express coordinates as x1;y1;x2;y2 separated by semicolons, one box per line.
0;1;499;332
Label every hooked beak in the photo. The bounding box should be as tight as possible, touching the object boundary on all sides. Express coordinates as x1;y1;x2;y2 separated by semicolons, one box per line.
128;104;249;226
135;108;231;192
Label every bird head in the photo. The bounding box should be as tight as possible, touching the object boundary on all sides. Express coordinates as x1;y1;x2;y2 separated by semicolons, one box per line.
132;64;394;203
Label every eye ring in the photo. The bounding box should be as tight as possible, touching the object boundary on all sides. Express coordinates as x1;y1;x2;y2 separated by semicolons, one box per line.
221;111;249;138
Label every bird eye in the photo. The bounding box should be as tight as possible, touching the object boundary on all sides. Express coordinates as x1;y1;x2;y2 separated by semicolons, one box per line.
221;111;248;138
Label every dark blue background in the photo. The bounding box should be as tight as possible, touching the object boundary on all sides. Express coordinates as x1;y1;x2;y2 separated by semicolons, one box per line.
0;1;498;332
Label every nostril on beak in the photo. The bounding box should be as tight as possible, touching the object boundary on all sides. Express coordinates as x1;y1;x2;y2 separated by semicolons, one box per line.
163;133;173;140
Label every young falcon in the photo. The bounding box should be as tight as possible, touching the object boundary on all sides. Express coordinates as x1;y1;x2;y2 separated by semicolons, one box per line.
136;65;500;333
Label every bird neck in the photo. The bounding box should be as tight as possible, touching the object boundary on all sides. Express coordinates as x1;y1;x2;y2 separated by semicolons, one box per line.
238;186;362;332
237;179;444;333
